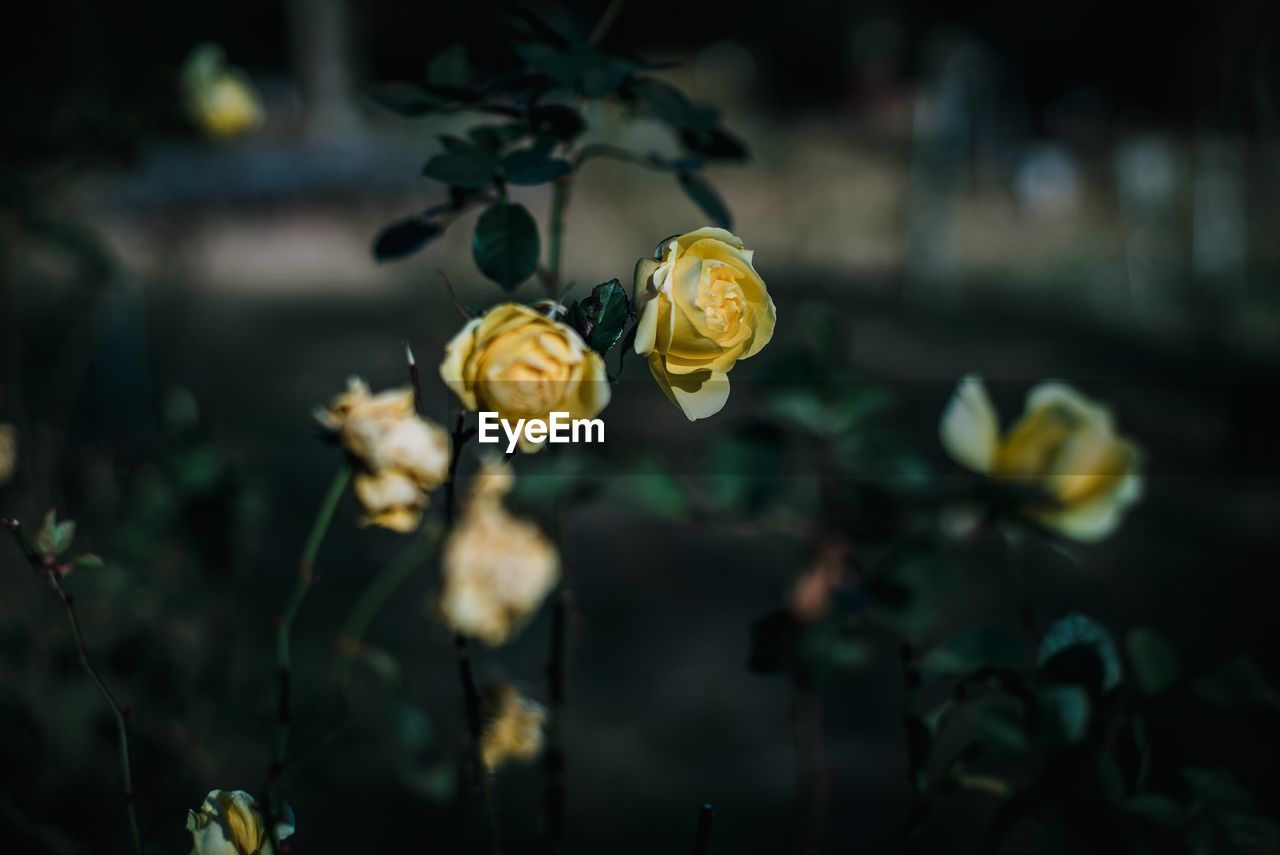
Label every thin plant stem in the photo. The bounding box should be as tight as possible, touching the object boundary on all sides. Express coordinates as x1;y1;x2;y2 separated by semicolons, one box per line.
267;464;352;842
441;409;500;854
546;177;571;296
2;518;144;855
544;504;572;852
692;803;715;855
588;0;626;44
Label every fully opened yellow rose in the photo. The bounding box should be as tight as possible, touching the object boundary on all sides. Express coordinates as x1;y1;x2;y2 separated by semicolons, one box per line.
187;789;293;855
440;304;610;453
634;228;776;420
940;375;1143;541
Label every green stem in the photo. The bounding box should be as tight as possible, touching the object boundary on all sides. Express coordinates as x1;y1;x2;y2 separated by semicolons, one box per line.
2;519;144;855
546;177;571;296
331;532;438;704
544;504;572;852
268;465;352;837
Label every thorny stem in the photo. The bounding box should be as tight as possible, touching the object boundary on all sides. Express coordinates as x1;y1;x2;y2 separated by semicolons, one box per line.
691;803;715;855
544;504;572;852
2;518;144;855
267;464;353;846
442;409;501;854
545;177;571;296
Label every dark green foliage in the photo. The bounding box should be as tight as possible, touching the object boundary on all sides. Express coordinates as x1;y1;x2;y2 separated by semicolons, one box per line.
677;171;732;229
472;201;539;290
566;279;630;355
372;217;444;261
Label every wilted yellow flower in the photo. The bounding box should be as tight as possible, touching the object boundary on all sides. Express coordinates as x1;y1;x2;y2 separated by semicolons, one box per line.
634;228;776;420
940;375;1143;541
440;304;610;453
317;378;450;532
440;459;559;645
480;684;547;770
0;423;15;485
182;43;265;139
187;789;293;855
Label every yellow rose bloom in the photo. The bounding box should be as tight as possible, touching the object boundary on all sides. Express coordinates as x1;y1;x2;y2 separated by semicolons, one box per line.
182;44;264;139
480;683;547;771
634;227;776;420
0;423;15;485
940;375;1143;541
440;304;610;453
317;378;450;532
187;789;293;855
440;459;559;645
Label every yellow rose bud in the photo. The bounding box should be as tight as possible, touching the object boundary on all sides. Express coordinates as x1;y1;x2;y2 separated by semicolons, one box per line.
634;227;776;420
440;459;559;645
439;304;610;453
187;789;293;855
480;683;547;771
182;44;264;139
317;378;451;532
0;423;16;485
940;375;1143;541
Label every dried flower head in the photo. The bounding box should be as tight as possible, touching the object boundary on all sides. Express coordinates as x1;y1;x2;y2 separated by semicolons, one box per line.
186;789;293;855
440;459;559;645
480;684;547;771
317;378;450;532
0;423;16;485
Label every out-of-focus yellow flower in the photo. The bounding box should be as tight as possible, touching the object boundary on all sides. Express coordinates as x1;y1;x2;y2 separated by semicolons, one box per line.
440;459;559;645
440;304;610;453
634;228;776;420
940;375;1143;541
480;684;547;771
182;43;265;139
186;789;293;855
0;423;15;485
317;378;450;532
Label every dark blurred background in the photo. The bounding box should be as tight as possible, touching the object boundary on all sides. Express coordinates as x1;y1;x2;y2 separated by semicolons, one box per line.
2;1;1279;853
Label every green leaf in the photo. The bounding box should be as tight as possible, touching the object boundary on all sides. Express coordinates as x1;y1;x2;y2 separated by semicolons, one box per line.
1184;768;1279;855
366;81;443;118
372;216;443;261
1037;613;1123;694
566;279;629;356
677;171;732;229
1192;656;1280;711
69;553;104;572
680;125;749;160
921;625;1026;676
468;123;528;152
423;151;497;189
502;148;572;185
628;77;717;129
1126;628;1182;696
35;509;76;557
472;201;539;290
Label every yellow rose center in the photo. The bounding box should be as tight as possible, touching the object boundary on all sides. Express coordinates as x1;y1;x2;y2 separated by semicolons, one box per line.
694;266;747;344
481;327;576;416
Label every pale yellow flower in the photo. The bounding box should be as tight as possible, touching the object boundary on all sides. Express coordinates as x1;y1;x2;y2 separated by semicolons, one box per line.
440;460;559;645
0;423;15;485
182;44;265;139
317;378;450;532
480;684;547;770
440;304;610;453
187;789;293;855
634;228;776;420
940;375;1143;541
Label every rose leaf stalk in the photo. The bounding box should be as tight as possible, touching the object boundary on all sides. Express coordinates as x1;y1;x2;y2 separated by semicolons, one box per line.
267;464;352;843
1;517;144;855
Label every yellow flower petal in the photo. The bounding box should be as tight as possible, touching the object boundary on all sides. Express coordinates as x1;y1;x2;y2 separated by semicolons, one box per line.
940;374;999;474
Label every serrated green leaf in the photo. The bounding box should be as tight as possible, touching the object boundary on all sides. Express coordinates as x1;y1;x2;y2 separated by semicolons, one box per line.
677;171;732;229
372;216;444;261
1126;628;1181;695
423;151;496;189
566;279;629;355
472;201;539;290
502;148;572;185
1037;613;1123;693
